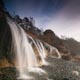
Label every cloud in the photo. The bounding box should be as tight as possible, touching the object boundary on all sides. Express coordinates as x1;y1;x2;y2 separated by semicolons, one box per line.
41;0;80;41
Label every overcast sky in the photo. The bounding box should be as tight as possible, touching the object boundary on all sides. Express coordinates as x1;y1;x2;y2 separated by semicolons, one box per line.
4;0;80;41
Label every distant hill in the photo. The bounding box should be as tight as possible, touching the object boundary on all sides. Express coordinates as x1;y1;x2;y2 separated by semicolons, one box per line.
42;29;69;54
63;38;80;56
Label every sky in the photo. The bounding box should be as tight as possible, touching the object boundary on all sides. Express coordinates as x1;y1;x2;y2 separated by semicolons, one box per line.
4;0;80;41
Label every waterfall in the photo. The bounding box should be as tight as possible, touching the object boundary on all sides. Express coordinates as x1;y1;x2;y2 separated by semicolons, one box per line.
7;17;46;79
36;40;47;58
35;40;48;65
50;46;61;58
44;42;61;59
28;36;48;66
6;16;61;79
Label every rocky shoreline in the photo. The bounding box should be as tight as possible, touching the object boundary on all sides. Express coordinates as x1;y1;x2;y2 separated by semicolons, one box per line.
0;57;80;80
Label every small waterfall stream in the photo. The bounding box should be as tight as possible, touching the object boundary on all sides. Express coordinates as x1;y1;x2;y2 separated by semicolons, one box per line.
28;36;48;66
44;42;61;59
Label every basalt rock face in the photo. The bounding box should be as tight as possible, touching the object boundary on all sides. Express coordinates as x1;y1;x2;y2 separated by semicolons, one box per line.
0;1;13;67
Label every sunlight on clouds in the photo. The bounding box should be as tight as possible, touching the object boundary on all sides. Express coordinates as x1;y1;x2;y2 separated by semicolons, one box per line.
43;14;80;41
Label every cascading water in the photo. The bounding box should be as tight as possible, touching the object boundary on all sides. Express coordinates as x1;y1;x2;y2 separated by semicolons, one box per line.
28;36;48;66
44;42;61;59
35;40;48;65
37;40;47;58
7;17;46;79
50;46;61;58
